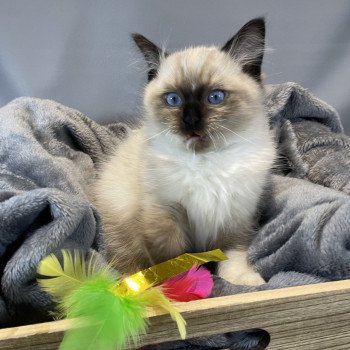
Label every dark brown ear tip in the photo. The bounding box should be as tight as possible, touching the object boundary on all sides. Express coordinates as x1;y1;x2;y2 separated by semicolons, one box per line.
251;17;265;25
246;17;265;26
131;33;160;52
131;33;144;43
244;17;266;34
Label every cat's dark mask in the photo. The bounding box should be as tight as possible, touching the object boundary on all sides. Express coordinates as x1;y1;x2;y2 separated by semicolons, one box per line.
132;17;265;82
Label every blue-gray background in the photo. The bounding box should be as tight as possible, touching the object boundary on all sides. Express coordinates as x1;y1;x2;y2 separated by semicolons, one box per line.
1;0;350;132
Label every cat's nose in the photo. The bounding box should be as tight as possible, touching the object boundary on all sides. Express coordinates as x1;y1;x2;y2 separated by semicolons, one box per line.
183;106;201;129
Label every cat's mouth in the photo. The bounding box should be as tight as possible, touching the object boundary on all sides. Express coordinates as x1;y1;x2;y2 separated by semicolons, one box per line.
185;131;207;148
187;131;202;140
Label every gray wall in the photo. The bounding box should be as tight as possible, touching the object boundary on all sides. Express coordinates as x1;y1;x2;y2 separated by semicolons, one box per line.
1;0;350;132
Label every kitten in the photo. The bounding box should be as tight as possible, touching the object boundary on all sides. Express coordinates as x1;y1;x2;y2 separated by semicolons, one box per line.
94;18;276;285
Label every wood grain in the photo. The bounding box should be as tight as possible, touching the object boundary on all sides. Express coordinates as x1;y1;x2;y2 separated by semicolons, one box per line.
1;280;350;349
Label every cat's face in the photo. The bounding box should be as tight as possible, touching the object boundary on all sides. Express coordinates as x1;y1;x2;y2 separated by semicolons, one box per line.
133;18;266;152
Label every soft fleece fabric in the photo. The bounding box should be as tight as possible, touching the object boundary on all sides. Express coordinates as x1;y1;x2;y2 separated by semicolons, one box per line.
0;83;349;349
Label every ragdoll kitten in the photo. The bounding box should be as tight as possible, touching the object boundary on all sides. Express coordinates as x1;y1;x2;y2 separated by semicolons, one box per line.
94;18;276;285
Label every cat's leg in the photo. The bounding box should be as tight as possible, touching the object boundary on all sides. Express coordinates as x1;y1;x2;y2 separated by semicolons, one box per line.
104;218;154;274
143;204;189;264
217;249;265;286
103;208;187;273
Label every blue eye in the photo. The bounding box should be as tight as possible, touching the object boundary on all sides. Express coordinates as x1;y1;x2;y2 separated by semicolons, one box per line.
208;90;225;104
165;92;182;107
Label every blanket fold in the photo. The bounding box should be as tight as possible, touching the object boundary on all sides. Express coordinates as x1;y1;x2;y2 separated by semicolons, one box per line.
0;84;349;350
0;97;126;325
251;175;350;281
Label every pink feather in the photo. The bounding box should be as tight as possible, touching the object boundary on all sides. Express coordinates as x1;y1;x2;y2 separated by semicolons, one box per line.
161;265;213;302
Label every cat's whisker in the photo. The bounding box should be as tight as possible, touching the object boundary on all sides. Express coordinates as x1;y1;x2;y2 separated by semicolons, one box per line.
207;129;218;151
217;124;257;146
217;130;228;146
209;124;228;147
144;128;169;142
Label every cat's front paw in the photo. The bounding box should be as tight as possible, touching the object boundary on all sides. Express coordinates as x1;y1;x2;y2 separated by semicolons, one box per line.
218;250;265;286
220;269;265;286
218;256;265;286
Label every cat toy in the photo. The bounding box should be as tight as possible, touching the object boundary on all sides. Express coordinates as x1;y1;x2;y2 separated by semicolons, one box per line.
37;249;227;350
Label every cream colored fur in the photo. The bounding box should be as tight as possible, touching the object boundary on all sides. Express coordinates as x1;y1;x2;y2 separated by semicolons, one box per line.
94;45;276;285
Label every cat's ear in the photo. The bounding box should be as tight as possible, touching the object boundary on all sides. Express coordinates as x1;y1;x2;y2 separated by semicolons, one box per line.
222;17;265;82
132;33;167;81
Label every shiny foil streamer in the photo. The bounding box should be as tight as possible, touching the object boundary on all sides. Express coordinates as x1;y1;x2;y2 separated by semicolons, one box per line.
112;249;228;296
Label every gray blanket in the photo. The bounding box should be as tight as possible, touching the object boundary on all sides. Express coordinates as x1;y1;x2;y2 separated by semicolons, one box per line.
0;83;349;349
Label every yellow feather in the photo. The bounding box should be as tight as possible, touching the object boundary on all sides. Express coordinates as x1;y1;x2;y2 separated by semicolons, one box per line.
138;288;187;339
37;250;100;300
37;253;63;277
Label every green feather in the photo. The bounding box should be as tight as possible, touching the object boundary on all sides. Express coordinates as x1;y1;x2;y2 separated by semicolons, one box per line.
37;250;148;349
59;274;148;350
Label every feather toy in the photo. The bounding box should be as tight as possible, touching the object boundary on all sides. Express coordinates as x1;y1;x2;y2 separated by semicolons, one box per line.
37;249;227;350
161;265;213;302
59;273;148;350
37;250;100;299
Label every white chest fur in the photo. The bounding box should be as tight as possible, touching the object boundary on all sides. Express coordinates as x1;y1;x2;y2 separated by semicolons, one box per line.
146;131;275;249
